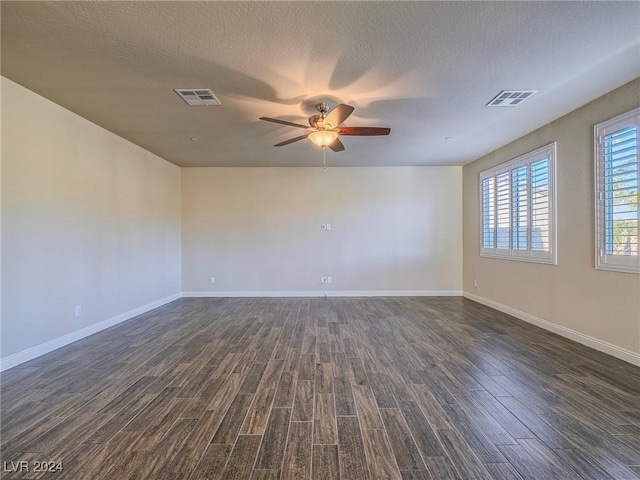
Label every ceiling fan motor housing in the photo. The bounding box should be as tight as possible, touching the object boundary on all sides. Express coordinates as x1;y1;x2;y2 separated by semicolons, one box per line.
309;114;323;128
309;103;331;129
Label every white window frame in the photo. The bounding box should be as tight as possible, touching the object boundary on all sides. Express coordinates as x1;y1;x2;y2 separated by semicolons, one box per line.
594;107;640;274
479;143;557;264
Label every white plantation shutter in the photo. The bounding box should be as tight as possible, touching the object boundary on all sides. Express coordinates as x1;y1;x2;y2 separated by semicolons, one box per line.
480;144;556;264
482;177;496;249
530;159;550;255
512;165;528;251
496;172;511;250
595;108;640;273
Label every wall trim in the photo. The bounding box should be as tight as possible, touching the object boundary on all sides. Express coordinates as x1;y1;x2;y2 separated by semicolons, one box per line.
463;291;640;367
182;290;463;298
0;293;182;372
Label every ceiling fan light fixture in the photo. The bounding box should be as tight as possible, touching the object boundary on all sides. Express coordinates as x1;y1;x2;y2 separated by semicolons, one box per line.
308;130;339;147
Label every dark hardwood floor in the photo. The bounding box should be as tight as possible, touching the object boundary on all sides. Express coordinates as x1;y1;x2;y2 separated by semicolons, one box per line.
1;297;639;479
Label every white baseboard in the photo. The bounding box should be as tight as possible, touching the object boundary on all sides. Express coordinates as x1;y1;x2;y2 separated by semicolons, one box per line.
182;290;463;298
463;291;640;367
8;290;633;372
0;293;182;372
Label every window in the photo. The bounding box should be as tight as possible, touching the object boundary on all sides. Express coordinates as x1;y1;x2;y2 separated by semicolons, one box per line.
595;107;640;274
480;143;556;264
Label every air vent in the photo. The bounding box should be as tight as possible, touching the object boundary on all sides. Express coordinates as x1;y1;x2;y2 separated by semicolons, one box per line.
175;89;222;106
487;90;537;107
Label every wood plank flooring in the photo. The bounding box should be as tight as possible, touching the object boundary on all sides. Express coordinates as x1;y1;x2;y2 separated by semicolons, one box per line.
1;297;639;479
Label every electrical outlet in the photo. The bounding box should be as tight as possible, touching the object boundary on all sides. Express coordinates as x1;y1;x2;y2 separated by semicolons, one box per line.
473;279;478;287
209;276;215;284
327;276;332;284
326;223;331;230
321;277;328;284
75;306;82;317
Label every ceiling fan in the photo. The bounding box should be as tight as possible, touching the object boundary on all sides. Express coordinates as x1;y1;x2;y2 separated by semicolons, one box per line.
260;103;390;152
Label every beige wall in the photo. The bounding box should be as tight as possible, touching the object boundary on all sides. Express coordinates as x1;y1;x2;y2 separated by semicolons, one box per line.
182;167;462;294
463;78;640;359
4;71;637;366
1;78;182;359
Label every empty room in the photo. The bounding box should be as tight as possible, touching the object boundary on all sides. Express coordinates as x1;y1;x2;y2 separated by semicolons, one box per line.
1;2;640;479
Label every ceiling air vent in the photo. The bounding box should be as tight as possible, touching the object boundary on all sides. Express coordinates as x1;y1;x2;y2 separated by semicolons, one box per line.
487;90;537;107
175;89;222;106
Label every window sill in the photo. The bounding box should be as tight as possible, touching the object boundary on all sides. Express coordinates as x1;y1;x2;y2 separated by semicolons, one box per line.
480;252;557;265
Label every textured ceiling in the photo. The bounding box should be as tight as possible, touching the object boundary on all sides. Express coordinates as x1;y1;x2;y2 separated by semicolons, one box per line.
2;1;639;167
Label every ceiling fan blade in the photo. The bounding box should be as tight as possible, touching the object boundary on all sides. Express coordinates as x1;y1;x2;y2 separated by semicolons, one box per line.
260;117;309;129
338;127;390;136
324;104;355;127
274;134;309;147
328;138;345;152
